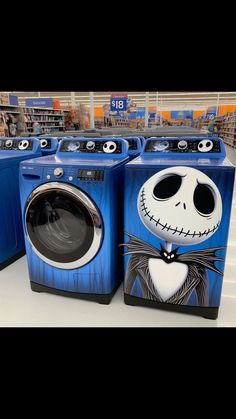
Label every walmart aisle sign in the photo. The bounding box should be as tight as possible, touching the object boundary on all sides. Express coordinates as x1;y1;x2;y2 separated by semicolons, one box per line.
110;96;127;111
25;98;53;107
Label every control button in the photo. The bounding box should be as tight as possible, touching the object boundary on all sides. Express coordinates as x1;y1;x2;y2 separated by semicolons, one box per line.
177;140;188;150
198;139;213;152
46;175;51;180
68;176;73;181
40;139;48;148
86;141;95;150
6;139;13;148
19;140;29;150
54;167;64;177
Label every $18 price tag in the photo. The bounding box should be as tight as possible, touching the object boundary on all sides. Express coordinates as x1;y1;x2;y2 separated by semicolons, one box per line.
110;97;127;111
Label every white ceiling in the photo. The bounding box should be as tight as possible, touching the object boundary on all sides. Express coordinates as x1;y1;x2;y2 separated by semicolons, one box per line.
6;92;236;110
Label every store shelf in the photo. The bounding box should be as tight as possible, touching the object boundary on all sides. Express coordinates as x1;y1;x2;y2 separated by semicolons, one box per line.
22;106;65;134
27;125;65;130
0;111;21;114
24;113;64;116
0;103;21;108
26;121;64;123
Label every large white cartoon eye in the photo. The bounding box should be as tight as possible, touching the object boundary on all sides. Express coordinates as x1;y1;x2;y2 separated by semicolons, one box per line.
18;140;29;150
153;174;182;200
103;141;117;153
198;139;213;152
193;183;215;216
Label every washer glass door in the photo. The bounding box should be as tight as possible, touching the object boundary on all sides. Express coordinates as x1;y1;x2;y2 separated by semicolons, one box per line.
25;182;103;269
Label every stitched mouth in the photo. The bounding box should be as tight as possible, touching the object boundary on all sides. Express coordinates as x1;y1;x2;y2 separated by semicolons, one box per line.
140;187;220;238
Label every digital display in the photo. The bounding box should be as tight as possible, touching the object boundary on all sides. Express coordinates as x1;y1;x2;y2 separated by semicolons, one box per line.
85;170;95;177
77;169;104;181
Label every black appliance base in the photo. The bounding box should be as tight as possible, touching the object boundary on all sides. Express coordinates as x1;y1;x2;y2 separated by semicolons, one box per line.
124;293;219;320
0;250;25;271
30;281;121;304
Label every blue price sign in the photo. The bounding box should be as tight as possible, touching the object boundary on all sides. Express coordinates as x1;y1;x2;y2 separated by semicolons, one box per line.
110;96;127;111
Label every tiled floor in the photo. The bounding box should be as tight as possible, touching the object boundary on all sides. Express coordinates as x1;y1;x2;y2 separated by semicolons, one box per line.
226;145;236;166
0;146;235;327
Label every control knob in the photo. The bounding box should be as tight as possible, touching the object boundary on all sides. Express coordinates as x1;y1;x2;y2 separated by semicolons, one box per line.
19;140;29;150
177;140;188;150
6;139;13;148
40;139;48;148
54;167;64;177
86;141;95;150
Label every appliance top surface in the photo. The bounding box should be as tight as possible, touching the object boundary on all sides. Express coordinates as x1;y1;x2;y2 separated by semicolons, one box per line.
0;151;39;160
21;154;129;168
127;156;234;168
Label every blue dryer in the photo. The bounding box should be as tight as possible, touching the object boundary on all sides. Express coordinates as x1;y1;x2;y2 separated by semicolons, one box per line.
122;136;235;319
38;137;59;155
0;137;41;270
19;137;129;303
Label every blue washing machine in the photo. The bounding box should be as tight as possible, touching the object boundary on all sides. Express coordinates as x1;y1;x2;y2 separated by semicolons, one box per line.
122;136;235;319
0;137;41;270
19;137;129;303
38;137;59;155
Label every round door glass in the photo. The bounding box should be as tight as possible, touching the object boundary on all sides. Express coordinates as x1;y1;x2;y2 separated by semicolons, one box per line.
26;189;96;264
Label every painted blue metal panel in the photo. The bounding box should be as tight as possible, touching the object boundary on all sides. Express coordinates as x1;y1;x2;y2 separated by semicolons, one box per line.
123;137;235;314
0;138;41;266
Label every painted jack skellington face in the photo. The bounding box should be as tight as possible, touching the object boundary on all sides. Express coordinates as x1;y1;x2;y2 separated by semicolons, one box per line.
138;166;222;245
103;141;117;153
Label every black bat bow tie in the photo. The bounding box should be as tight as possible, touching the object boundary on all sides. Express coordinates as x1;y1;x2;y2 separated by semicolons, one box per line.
160;243;179;263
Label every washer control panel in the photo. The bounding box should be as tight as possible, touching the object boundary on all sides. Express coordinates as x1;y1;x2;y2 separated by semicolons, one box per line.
59;139;122;154
0;138;33;151
144;138;221;154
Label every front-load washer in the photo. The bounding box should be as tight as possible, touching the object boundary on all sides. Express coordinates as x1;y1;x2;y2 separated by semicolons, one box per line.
19;137;129;303
0;137;41;270
122;136;235;319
